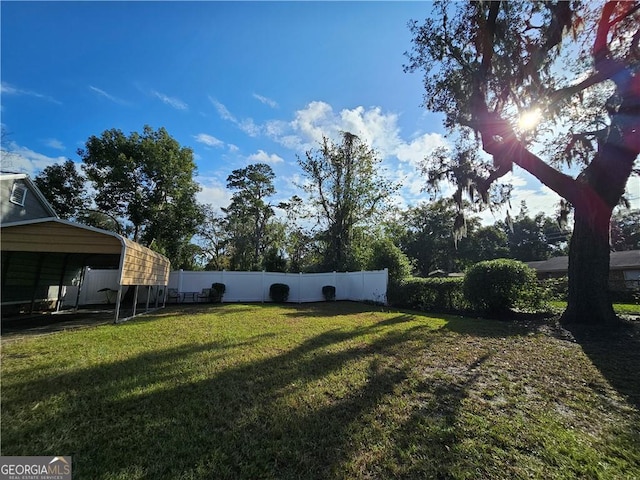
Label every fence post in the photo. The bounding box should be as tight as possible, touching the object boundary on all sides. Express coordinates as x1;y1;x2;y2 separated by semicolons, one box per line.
221;270;225;303
384;268;389;304
261;270;265;303
178;269;184;293
298;272;302;303
362;270;365;301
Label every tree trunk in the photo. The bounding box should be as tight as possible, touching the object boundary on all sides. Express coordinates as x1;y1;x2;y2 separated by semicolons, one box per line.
561;207;617;325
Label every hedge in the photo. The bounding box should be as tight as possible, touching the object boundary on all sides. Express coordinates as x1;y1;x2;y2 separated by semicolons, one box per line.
464;259;542;315
389;277;466;313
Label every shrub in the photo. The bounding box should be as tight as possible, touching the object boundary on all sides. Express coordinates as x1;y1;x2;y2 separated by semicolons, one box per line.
269;283;290;303
389;277;466;313
322;285;336;301
367;238;413;287
463;259;542;315
539;277;567;301
210;283;226;302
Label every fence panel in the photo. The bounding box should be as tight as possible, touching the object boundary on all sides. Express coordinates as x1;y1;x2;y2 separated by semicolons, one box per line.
78;269;120;305
79;268;387;305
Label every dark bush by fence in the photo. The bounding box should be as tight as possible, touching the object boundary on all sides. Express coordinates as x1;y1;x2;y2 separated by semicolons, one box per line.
210;283;226;302
269;283;290;303
322;285;336;301
389;277;466;313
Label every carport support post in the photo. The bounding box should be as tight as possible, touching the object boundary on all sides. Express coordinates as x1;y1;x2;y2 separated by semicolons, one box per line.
29;253;45;314
114;286;123;323
55;253;71;312
132;285;139;318
74;266;87;312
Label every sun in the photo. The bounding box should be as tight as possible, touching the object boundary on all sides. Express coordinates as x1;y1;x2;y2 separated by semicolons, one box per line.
518;108;542;131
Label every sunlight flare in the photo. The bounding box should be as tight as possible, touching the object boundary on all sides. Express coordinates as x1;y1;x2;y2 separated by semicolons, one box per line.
518;108;542;131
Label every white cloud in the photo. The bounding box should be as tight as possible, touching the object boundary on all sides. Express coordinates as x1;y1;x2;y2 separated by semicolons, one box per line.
1;81;61;105
89;86;128;105
287;101;337;149
195;176;232;212
208;96;236;122
193;133;224;148
474;170;564;225
271;102;449;163
209;97;261;137
45;138;65;150
395;133;448;167
253;93;278;108
501;172;529;188
247;149;284;165
201;99;596;225
152;90;188;110
0;142;67;175
239;118;260;137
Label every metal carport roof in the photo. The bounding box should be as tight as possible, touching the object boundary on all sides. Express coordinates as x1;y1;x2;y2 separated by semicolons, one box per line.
1;217;171;322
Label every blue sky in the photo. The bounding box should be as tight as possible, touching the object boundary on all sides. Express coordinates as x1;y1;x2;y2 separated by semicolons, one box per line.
2;1;633;223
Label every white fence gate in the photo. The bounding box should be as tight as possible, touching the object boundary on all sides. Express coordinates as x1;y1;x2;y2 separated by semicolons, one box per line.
70;269;388;306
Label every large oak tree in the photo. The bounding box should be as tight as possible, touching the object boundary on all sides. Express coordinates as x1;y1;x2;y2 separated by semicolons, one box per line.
79;126;203;269
406;0;639;324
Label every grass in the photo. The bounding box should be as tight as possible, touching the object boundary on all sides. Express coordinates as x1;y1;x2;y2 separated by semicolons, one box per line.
2;302;639;479
549;300;640;316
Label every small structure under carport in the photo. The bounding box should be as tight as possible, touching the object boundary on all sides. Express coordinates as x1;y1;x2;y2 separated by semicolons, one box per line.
1;218;171;322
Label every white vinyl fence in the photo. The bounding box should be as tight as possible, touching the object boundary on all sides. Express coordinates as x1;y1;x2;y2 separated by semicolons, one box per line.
67;268;388;306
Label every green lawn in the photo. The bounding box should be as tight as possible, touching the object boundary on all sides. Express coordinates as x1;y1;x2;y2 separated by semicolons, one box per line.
549;301;640;316
2;302;639;479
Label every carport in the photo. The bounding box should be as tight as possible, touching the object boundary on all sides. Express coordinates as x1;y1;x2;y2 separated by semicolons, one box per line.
1;218;171;323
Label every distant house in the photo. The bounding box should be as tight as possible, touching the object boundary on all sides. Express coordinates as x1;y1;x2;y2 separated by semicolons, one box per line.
1;172;170;322
528;250;640;291
1;172;58;224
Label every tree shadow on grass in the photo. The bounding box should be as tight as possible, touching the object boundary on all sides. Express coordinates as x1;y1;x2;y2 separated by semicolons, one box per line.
280;300;388;319
565;318;640;411
1;314;452;479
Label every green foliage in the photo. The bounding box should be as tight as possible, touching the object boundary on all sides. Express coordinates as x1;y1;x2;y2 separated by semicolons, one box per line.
298;132;399;271
277;196;321;273
366;237;413;287
540;277;568;302
223;163;277;271
195;205;230;271
611;209;640;251
394;200;468;276
262;247;287;272
464;259;542;315
210;283;226;302
405;1;639;324
321;285;336;301
389;277;466;313
34;159;90;220
79;126;202;268
269;283;290;303
496;204;568;262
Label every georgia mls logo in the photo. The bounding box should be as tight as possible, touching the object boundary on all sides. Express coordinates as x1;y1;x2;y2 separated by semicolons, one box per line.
0;456;72;480
48;457;70;474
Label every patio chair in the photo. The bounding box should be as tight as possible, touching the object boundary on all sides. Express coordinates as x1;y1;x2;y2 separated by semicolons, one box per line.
167;288;182;303
197;288;211;303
